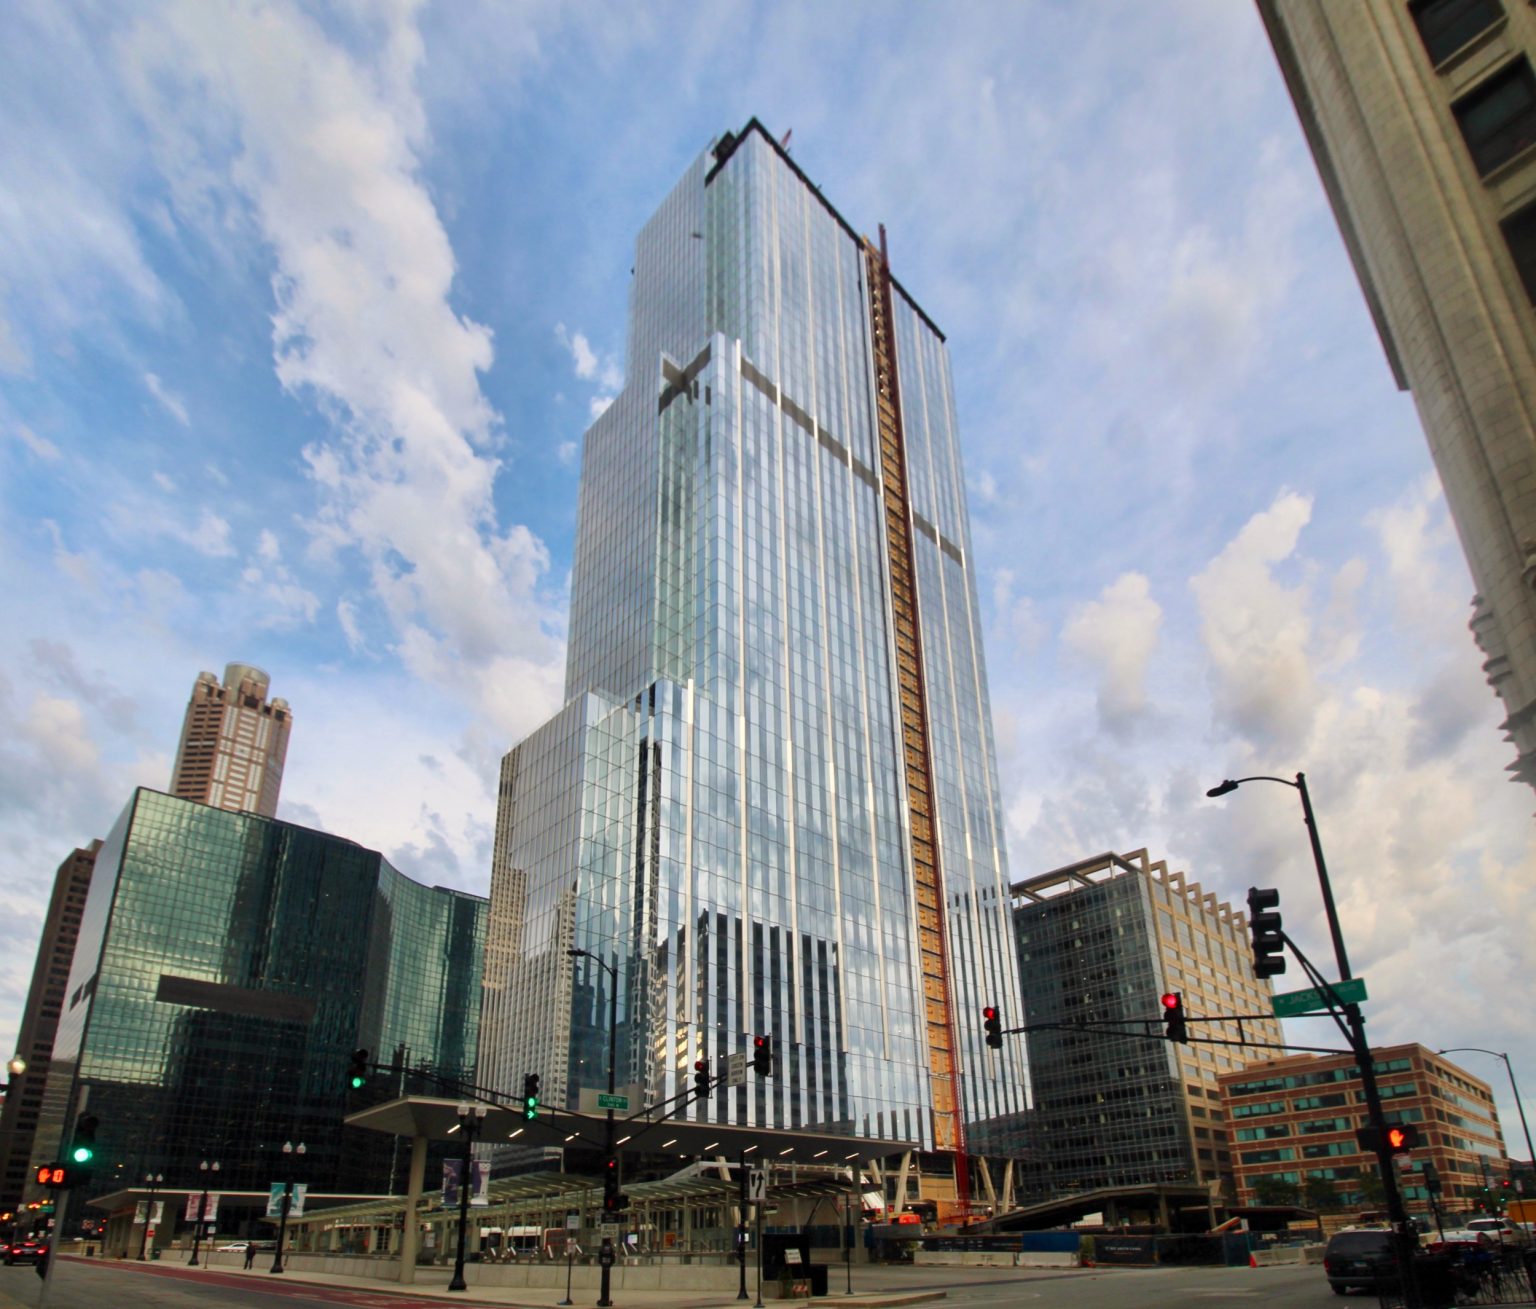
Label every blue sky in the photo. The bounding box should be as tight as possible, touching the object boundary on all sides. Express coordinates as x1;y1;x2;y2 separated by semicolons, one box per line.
3;1;1533;1145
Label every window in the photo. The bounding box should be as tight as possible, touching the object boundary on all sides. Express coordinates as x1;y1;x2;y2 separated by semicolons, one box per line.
1454;60;1536;176
1501;201;1536;304
1410;0;1503;67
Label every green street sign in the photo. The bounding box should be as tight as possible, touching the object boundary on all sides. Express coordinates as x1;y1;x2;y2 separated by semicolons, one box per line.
596;1092;630;1111
1271;976;1367;1017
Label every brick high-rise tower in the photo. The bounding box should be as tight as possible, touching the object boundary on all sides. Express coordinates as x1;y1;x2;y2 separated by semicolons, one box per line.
169;663;292;817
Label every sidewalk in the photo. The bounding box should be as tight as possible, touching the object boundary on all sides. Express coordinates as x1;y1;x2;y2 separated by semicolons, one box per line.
18;1256;949;1309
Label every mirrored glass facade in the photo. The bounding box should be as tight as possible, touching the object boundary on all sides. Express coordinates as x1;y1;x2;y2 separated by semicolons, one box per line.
486;120;1025;1157
41;789;484;1199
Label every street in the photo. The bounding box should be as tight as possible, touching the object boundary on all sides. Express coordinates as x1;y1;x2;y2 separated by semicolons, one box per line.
0;1256;1355;1309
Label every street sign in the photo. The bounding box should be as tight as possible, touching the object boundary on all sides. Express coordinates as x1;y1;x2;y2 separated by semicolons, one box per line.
596;1092;629;1111
599;1223;621;1239
1270;976;1367;1017
726;1052;747;1086
748;1168;766;1203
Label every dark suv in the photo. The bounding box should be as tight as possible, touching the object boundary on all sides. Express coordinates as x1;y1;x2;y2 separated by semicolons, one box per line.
1323;1228;1399;1295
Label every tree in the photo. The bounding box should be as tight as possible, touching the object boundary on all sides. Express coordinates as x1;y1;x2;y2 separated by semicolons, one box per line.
1302;1175;1342;1213
1253;1176;1301;1207
1354;1171;1386;1208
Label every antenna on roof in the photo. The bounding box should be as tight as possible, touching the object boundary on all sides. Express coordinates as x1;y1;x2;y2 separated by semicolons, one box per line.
780;128;793;150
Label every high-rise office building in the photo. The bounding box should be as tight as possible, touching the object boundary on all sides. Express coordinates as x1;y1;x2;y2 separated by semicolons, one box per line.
1258;2;1536;790
169;663;293;816
35;790;484;1200
482;120;1025;1184
1011;850;1283;1200
0;841;98;1214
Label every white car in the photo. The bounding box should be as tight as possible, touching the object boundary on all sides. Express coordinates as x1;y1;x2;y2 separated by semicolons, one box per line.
1465;1217;1526;1244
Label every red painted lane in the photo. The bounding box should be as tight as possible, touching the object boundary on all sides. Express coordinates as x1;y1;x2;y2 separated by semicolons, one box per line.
58;1256;511;1307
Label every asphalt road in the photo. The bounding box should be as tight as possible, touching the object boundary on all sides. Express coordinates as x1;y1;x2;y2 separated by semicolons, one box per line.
0;1257;1361;1309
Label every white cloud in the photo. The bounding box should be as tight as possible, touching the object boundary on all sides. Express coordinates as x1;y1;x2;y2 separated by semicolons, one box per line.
556;322;599;379
557;321;622;420
185;509;236;557
121;0;565;735
1062;572;1163;735
8;422;59;461
557;439;578;467
143;370;190;425
1190;490;1318;748
337;598;364;652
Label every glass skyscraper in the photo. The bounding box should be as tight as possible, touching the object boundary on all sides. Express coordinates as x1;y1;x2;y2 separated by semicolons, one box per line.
39;789;485;1199
483;120;1024;1172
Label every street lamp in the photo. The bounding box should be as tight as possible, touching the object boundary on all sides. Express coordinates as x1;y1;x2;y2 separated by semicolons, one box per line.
1206;773;1351;978
1437;1047;1536;1196
568;946;619;1308
270;1142;305;1274
0;1056;24;1091
446;1102;488;1292
187;1160;220;1266
1207;770;1418;1265
137;1173;164;1260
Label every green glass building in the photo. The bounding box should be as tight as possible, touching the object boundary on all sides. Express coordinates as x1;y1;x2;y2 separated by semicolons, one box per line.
40;789;484;1199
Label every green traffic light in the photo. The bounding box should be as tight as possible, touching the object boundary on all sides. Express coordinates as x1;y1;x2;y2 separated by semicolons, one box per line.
350;1074;366;1089
71;1145;93;1164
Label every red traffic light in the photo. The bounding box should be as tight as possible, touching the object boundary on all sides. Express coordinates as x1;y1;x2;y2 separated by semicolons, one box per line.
34;1164;68;1189
1386;1127;1408;1150
983;1006;997;1021
1160;992;1188;1043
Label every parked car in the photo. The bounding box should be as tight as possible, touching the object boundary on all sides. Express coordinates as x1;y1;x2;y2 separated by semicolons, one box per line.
1465;1217;1526;1244
1426;1228;1500;1254
4;1239;48;1266
1323;1228;1400;1295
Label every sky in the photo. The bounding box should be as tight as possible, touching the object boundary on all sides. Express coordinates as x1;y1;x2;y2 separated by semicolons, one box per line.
2;1;1533;1157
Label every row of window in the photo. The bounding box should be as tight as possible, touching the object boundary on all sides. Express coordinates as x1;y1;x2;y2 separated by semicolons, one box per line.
1410;1;1536;301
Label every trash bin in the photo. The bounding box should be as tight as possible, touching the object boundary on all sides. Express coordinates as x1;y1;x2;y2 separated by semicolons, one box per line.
808;1263;829;1297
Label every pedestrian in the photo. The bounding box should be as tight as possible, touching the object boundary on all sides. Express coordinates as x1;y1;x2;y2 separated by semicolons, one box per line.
244;1241;257;1269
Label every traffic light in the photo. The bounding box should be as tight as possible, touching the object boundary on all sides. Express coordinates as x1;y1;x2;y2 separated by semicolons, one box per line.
752;1034;774;1076
69;1113;98;1167
1161;992;1188;1043
1246;887;1286;979
348;1048;370;1090
521;1072;541;1120
34;1164;69;1190
1385;1124;1421;1154
693;1058;710;1101
983;1006;1003;1050
602;1156;627;1213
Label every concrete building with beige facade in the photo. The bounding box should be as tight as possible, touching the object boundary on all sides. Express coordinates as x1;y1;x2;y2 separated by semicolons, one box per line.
169;662;292;817
1258;0;1536;790
1011;849;1284;1201
1218;1044;1506;1214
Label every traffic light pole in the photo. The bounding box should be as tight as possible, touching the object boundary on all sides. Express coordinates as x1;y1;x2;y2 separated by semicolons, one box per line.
1211;771;1419;1305
1281;933;1418;1301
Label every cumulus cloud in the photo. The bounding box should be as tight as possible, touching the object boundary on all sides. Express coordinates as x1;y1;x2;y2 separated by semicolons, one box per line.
1062;572;1163;734
1190;491;1318;748
121;0;565;733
